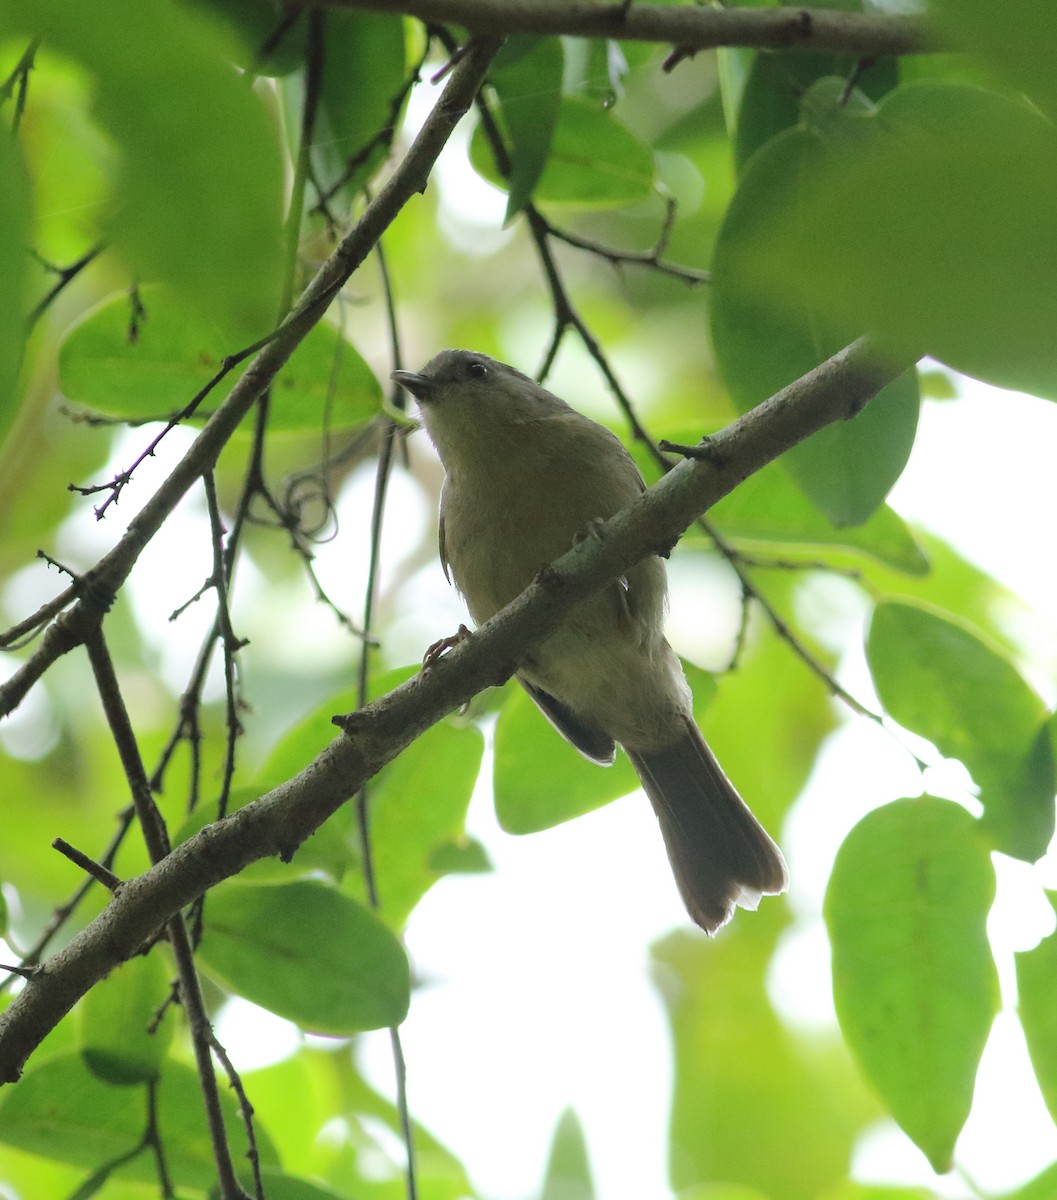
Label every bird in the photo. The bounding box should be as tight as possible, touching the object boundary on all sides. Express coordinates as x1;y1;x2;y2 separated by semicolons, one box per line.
393;349;787;932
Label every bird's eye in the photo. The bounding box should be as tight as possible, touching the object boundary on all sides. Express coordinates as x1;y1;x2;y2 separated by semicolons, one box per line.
467;360;488;379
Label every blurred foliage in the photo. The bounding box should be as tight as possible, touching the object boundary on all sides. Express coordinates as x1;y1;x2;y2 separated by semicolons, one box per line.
0;1;1054;1199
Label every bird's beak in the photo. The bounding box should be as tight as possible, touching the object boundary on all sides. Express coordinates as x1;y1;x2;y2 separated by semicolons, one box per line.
391;370;437;402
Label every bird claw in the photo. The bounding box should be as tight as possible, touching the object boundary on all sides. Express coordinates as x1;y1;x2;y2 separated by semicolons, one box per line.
422;623;472;671
573;517;607;546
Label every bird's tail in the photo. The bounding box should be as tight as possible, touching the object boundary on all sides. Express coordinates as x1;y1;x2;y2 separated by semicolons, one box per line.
627;716;787;933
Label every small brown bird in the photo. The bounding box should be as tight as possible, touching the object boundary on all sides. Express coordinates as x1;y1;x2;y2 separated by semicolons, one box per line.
394;350;787;932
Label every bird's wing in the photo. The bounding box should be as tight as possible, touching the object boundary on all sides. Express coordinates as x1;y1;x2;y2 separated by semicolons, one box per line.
518;677;617;765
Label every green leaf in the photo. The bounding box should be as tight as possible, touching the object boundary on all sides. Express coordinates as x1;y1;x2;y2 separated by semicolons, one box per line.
544;1104;595;1200
246;1050;475;1199
79;952;173;1085
710;123;920;526
472;96;655;208
428;835;492;875
733;50;896;171
563;36;628;110
823;1187;935;1200
0;1052;141;1170
867;600;1055;862
258;670;483;926
0;1054;276;1189
824;797;999;1172
0;131;30;440
254;1173;347;1200
197;880;410;1033
489;36;563;220
675;1188;772;1200
1010;1161;1057;1200
1015;901;1057;1127
361;722;485;926
705;461;929;574
739;81;1057;399
1;0;285;338
180;0;308;75
493;685;638;835
494;663;715;835
654;921;879;1200
541;1107;595;1200
311;10;408;198
929;0;1057;118
58;287;382;431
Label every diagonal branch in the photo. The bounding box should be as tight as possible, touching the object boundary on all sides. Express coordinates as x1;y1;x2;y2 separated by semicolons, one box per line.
328;0;932;57
0;32;503;721
0;335;914;1083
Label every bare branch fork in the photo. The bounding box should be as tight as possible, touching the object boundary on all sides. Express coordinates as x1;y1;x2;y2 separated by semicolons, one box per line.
328;0;932;57
0;335;914;1082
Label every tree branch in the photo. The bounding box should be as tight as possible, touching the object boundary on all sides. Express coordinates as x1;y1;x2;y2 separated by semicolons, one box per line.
328;0;932;57
0;336;913;1083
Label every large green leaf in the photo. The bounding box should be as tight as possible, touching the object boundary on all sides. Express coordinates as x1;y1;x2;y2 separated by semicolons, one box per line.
197;880;410;1033
1015;894;1057;1127
1011;1162;1057;1200
79;952;173;1086
494;663;715;834
711;121;920;527
357;721;485;926
654;920;878;1200
824;796;999;1172
311;10;408;198
739;81;1057;399
0;0;284;338
58;287;382;431
867;600;1055;862
929;0;1057;118
733;49;897;172
0;1054;276;1188
493;685;638;835
258;670;484;926
472;96;655;208
541;1107;595;1200
704;460;928;574
180;0;308;75
489;36;564;221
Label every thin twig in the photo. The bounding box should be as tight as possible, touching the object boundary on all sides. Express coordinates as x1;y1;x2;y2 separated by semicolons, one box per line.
312;37;433;212
0;39;38;132
70;341;260;520
85;627;249;1200
536;200;710;285
203;473;246;820
51;838;122;892
211;1035;265;1200
144;1077;176;1199
356;232;420;1200
0;964;38;982
26;242;106;330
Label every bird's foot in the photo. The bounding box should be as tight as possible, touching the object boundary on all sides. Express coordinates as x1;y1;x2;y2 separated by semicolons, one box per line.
422;623;472;671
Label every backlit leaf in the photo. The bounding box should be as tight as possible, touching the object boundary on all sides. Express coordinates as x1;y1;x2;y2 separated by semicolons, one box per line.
825;797;998;1172
867;600;1054;861
197;880;410;1033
